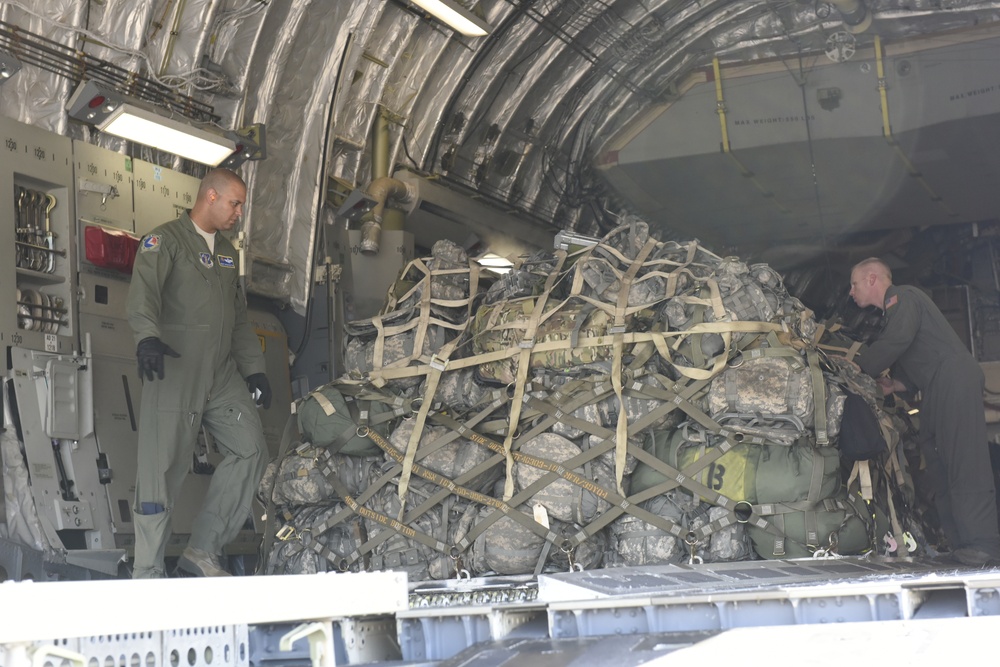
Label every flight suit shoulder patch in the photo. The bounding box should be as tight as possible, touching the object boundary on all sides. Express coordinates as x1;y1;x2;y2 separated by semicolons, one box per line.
218;255;235;268
141;234;162;252
885;294;898;309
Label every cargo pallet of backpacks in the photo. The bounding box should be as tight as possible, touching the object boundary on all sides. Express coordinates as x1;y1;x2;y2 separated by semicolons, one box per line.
258;224;935;579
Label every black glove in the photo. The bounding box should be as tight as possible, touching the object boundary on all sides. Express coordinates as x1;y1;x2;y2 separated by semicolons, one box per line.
246;372;272;409
136;337;181;381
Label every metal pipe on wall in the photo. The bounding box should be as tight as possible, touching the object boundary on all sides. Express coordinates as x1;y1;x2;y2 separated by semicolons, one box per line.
371;106;406;232
828;0;872;33
360;176;416;254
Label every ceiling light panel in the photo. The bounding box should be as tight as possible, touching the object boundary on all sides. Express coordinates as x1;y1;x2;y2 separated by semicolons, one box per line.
410;0;491;36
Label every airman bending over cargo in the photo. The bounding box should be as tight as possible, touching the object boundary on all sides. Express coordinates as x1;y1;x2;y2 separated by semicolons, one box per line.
849;257;1000;566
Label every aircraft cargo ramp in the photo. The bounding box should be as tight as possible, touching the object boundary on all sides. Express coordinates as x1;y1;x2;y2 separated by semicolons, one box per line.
3;557;1000;667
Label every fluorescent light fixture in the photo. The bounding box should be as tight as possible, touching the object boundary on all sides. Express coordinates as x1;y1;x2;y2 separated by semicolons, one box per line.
410;0;491;36
478;253;514;274
98;104;236;166
908;408;919;415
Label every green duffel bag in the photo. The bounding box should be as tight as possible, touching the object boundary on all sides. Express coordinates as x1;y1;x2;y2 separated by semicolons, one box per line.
747;491;878;559
297;384;394;457
631;422;840;506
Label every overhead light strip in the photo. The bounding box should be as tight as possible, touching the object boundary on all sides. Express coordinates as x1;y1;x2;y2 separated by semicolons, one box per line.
98;104;236;166
410;0;491;36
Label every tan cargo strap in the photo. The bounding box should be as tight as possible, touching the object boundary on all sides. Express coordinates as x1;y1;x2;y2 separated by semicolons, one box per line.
308;394;514;569
738;339;806;370
610;237;659;494
260;401;400;572
310;390;336;416
848;461;875;501
425;383;709;554
817;339;864;362
353;321;784;386
878;414;911;555
806;349;829;444
300;392;724;569
510;367;796;547
360;333;793;561
352;251;479;390
502;249;569;500
380;257;477;314
364;424;561;544
306;385;560;572
257;411;299;574
316;370;800;568
312;457;450;569
306;453;459;572
396;255;473;503
396;346;451;506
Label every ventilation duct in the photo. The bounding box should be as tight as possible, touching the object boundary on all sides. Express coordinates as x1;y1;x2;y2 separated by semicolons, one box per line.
392;170;556;254
829;0;872;33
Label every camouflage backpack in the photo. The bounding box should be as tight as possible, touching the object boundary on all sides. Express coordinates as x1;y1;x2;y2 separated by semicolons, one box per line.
471;298;621;385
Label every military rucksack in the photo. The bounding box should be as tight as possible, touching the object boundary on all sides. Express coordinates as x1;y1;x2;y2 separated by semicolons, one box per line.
297;383;395;456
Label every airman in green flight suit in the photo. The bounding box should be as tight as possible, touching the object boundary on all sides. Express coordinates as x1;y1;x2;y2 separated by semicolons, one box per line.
127;168;272;578
851;257;1000;566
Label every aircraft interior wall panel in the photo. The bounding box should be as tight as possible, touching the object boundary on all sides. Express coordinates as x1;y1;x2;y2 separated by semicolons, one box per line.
73;140;135;232
247;309;294;461
336;229;414;322
889;37;1000;135
8;347;117;555
899;116;1000;222
77;272;135;359
131;159;200;237
617;81;725;162
615;132;970;248
88;353;141;539
619;35;1000;168
0;115;77;355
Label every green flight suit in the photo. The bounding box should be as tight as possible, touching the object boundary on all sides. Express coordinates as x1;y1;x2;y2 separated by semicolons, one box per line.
127;212;268;577
858;284;1000;555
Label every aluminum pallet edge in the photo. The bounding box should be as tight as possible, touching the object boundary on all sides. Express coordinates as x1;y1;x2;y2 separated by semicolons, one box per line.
0;571;408;667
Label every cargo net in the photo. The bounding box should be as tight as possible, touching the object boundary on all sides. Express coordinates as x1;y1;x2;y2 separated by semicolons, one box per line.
259;220;940;580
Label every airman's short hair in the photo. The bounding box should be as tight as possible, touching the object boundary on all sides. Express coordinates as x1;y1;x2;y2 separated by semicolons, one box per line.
197;168;245;201
852;257;892;282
